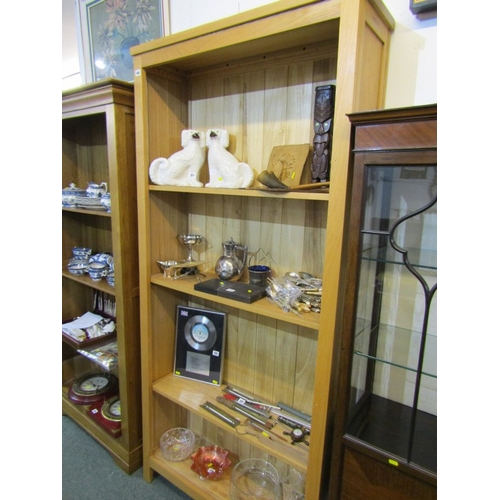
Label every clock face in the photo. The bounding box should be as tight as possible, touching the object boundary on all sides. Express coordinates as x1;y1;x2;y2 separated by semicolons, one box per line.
109;399;121;416
102;396;121;421
87;395;122;436
80;376;110;392
68;373;119;405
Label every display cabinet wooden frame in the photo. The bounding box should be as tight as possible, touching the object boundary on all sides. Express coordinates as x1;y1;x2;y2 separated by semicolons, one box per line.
62;79;142;473
131;0;394;498
330;104;437;499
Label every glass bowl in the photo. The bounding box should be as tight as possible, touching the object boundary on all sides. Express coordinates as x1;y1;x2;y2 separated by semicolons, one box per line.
190;445;231;480
230;458;281;500
160;427;196;462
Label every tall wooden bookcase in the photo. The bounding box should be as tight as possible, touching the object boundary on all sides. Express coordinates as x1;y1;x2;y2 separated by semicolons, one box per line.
131;0;394;498
62;80;142;473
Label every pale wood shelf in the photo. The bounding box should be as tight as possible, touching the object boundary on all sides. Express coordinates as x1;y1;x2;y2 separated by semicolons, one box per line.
62;206;112;217
62;267;116;295
150;271;321;331
153;374;308;473
150;448;235;500
150;184;330;202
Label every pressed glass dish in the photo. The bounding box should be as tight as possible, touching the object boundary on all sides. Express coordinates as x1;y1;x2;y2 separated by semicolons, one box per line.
160;427;196;462
190;445;231;480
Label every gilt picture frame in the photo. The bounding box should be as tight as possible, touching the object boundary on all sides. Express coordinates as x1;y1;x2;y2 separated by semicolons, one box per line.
76;0;166;83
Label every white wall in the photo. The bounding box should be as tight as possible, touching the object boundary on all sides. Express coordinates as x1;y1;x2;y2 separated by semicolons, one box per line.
168;0;278;33
62;0;437;105
383;0;436;107
62;0;82;89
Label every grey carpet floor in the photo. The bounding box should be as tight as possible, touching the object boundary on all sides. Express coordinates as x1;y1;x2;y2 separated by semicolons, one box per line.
62;415;193;500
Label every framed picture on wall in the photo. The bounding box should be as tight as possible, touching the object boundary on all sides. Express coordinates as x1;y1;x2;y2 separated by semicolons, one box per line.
76;0;167;83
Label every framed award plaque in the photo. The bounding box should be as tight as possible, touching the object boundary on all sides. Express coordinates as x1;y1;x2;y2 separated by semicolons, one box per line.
174;305;227;386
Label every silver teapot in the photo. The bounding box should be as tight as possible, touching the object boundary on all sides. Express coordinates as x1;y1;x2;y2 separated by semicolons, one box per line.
215;237;248;281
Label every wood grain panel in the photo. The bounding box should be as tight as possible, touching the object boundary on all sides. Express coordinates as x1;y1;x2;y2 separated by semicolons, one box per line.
150;286;182;381
188;57;335;181
280;199;307;275
263;66;289;166
147;72;188;161
287;61;315;146
354;120;438;151
62;279;95;321
62;131;78;189
341;448;437;500
303;200;327;277
62;114;109;188
183;194;326;278
244;70;266;172
357;22;384;111
150;191;188;270
294;325;317;412
273;320;300;404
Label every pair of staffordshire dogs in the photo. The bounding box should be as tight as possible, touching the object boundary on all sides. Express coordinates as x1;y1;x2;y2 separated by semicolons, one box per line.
149;129;254;189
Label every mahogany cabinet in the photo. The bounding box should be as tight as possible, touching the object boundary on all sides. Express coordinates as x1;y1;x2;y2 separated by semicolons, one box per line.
330;104;437;499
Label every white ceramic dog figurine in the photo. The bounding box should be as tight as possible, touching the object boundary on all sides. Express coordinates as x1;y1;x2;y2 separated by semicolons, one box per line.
149;130;206;187
205;129;254;188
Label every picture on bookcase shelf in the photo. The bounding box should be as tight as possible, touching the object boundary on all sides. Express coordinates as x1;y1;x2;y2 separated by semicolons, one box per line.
174;306;227;386
77;0;165;83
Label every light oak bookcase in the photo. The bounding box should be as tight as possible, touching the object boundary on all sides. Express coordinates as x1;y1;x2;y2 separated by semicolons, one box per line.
62;80;142;473
131;0;394;497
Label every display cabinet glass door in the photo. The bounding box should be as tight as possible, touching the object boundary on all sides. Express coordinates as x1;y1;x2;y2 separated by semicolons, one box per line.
346;163;437;474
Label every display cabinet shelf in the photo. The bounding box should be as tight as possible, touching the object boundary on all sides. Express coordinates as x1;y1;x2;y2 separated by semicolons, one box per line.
62;206;112;217
62;79;142;474
132;1;394;498
62;330;117;351
352;320;437;376
344;395;437;473
361;247;437;270
62;268;117;294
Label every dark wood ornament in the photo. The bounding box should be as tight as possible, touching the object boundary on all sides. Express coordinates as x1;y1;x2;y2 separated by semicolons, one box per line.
311;85;335;183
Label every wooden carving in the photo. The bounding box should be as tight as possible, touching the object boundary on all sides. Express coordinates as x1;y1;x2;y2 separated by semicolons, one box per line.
311;85;335;183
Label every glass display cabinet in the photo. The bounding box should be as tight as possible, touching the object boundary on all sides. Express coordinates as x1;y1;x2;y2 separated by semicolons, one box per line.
331;105;437;500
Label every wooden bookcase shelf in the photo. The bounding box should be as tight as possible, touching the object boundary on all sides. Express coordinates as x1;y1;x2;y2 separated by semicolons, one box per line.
62;79;142;474
132;0;394;498
150;273;322;330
